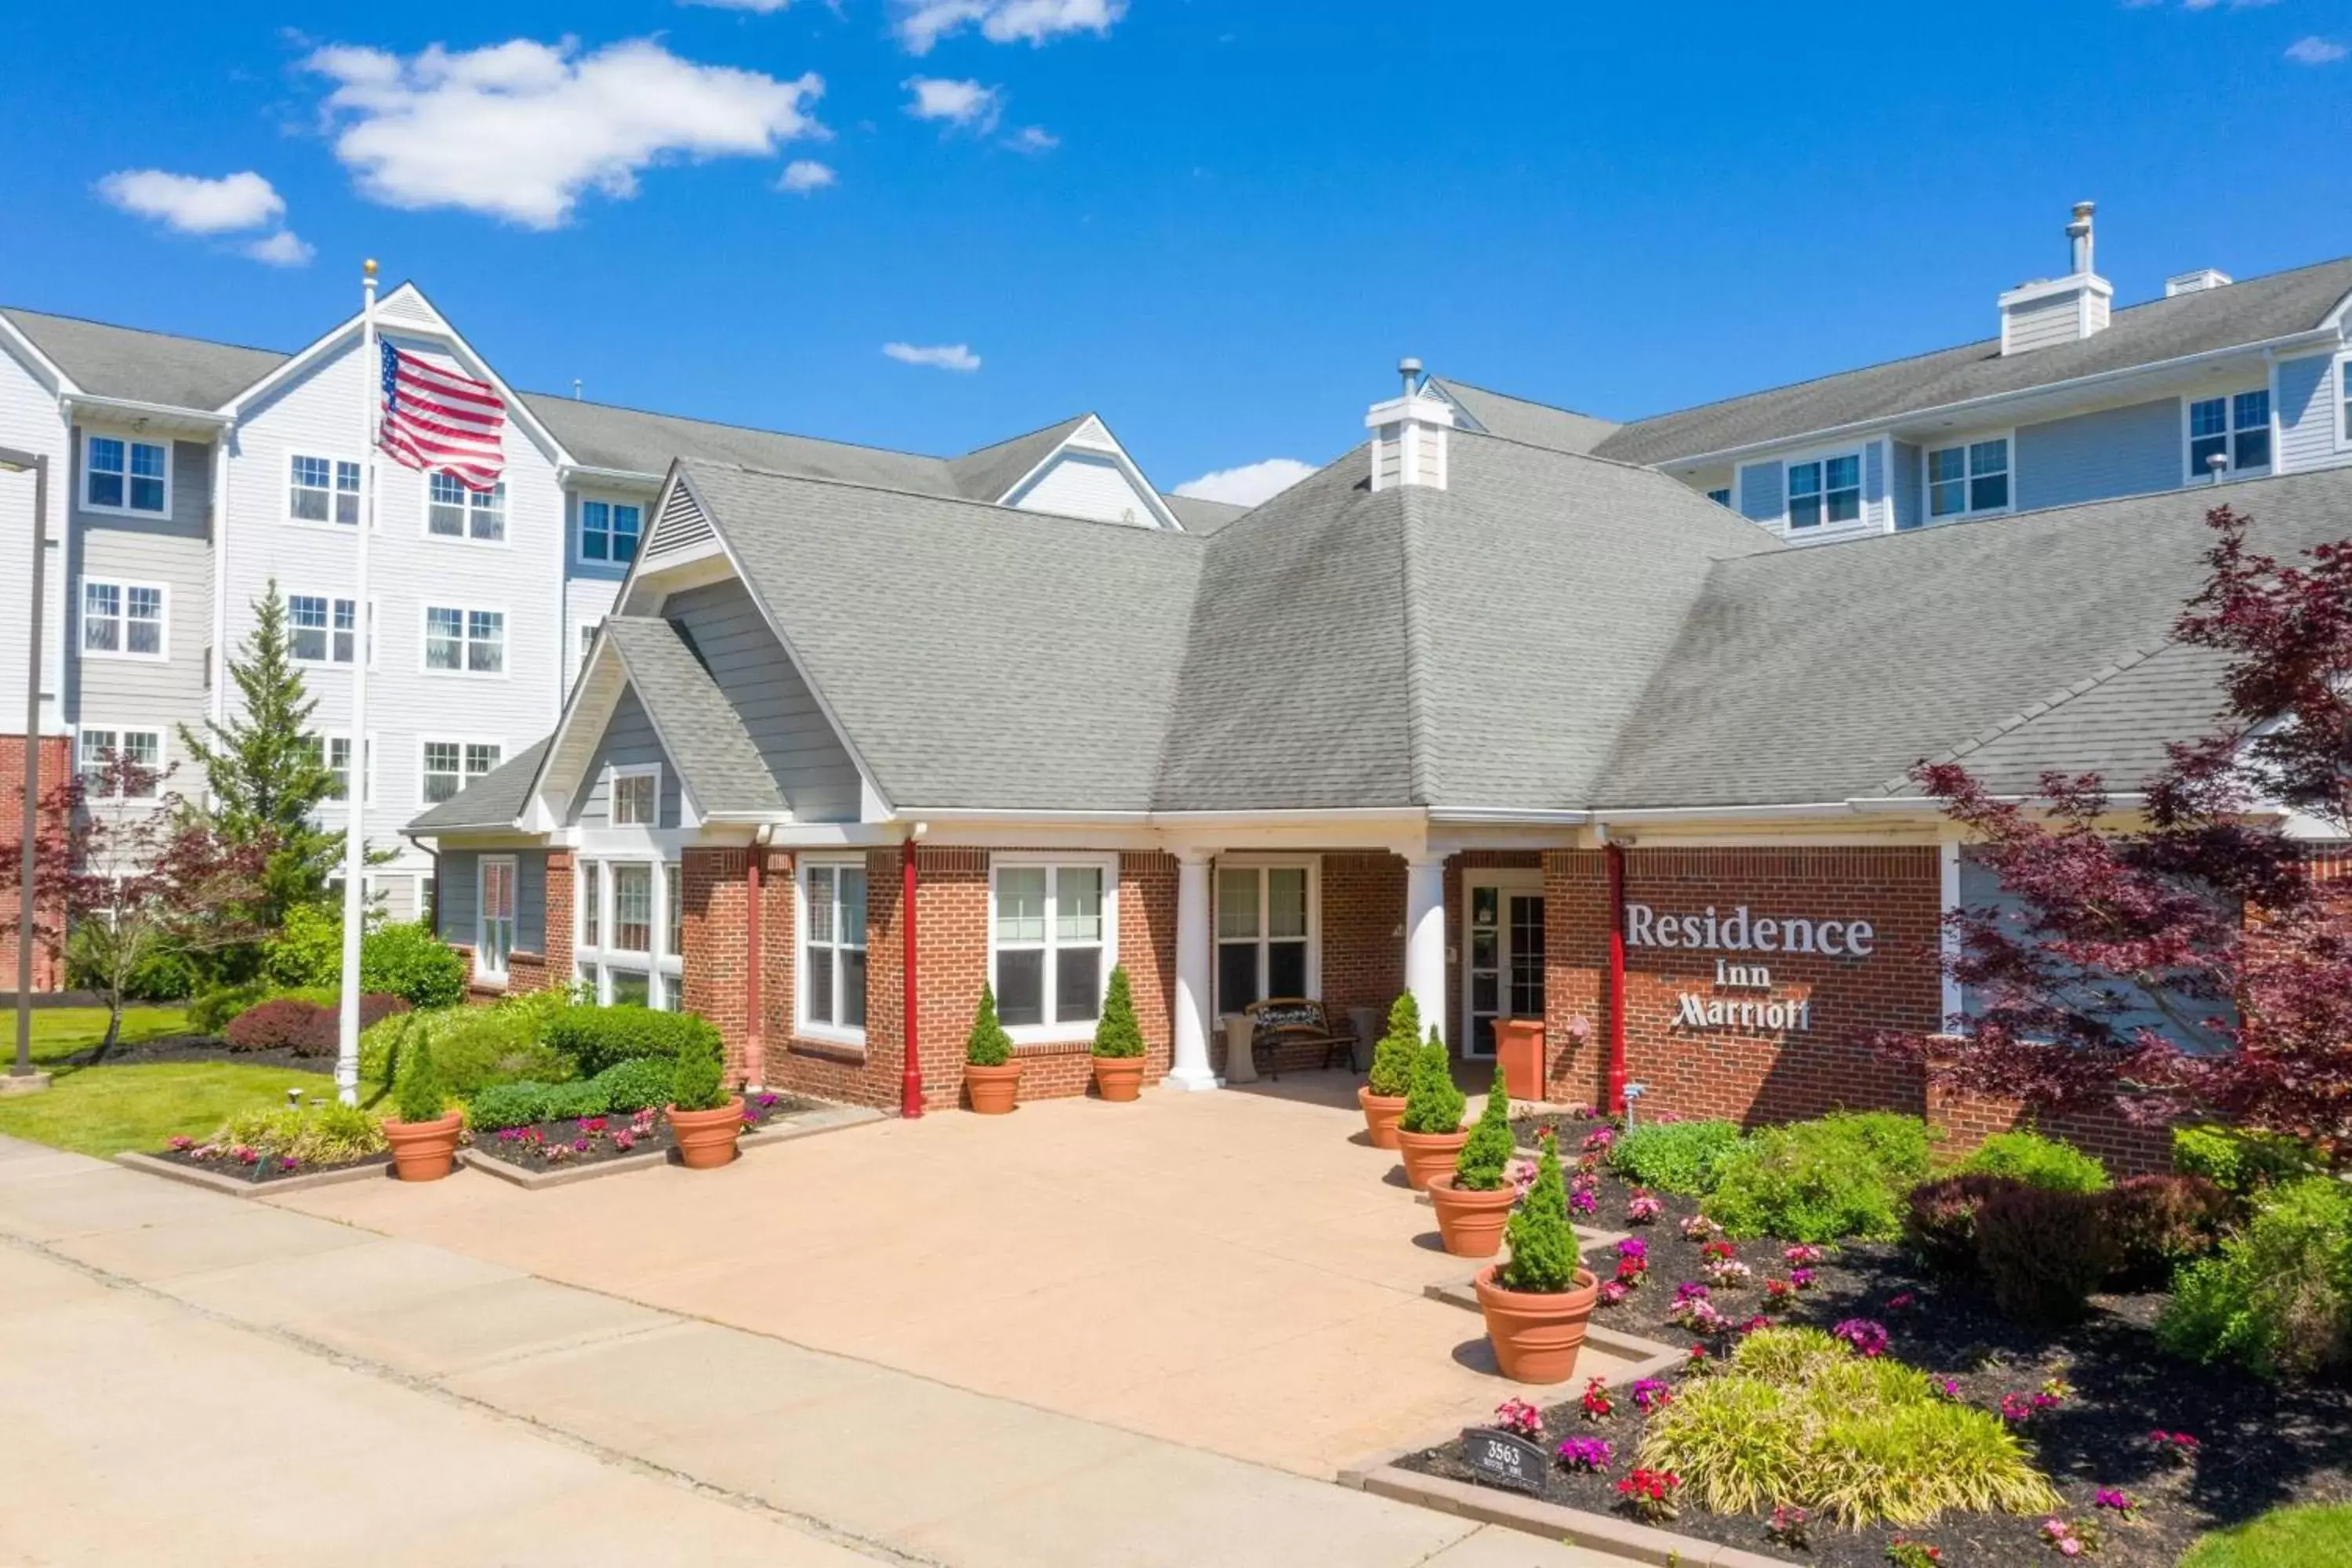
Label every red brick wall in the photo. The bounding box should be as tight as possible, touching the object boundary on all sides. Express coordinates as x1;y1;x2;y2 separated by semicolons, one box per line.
1323;850;1404;1045
681;848;752;1083
0;735;69;993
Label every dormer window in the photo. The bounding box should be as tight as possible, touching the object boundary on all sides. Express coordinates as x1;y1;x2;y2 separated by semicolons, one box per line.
2189;392;2269;479
1927;439;2009;520
1787;453;1861;531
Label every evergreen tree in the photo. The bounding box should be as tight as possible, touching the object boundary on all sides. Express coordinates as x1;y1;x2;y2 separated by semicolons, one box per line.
1400;1026;1467;1134
1455;1080;1517;1190
966;983;1013;1066
1368;992;1421;1098
177;580;340;925
1502;1138;1583;1292
1091;964;1145;1057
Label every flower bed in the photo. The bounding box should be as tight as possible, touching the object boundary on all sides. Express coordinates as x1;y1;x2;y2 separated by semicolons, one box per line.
1403;1111;2352;1566
466;1091;809;1173
154;1101;391;1186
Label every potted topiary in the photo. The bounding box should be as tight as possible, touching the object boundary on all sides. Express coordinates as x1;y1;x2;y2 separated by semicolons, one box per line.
964;983;1021;1114
383;1034;463;1181
1428;1084;1519;1255
1359;993;1420;1149
1393;1028;1470;1190
665;1034;745;1169
1091;964;1146;1102
1475;1137;1601;1383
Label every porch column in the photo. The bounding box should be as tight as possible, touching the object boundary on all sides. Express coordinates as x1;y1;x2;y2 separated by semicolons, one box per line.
1404;855;1447;1047
1166;850;1219;1091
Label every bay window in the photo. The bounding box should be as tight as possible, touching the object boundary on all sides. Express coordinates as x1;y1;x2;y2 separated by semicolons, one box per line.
1216;862;1312;1013
800;861;868;1036
990;859;1112;1033
612;864;654;953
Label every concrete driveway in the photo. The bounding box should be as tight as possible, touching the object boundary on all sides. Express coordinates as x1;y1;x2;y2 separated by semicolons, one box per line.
276;1073;1633;1478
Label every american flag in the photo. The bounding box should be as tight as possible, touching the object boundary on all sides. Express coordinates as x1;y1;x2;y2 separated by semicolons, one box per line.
378;340;506;492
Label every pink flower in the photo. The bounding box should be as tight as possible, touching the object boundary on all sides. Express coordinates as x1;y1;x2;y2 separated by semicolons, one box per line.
1831;1319;1889;1357
1886;1291;1917;1311
1492;1397;1543;1440
1788;1268;1816;1290
1598;1280;1629;1306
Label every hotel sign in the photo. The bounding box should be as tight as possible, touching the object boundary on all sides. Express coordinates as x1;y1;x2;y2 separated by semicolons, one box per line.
1627;904;1872;1035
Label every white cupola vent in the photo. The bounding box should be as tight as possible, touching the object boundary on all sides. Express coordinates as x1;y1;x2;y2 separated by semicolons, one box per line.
1365;357;1455;492
2165;268;2234;297
1998;201;2114;355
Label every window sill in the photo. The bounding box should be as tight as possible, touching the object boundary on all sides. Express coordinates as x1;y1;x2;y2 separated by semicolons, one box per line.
1011;1036;1095;1057
786;1036;867;1064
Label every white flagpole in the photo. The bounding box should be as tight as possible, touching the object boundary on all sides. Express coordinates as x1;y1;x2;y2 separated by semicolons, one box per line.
334;259;379;1106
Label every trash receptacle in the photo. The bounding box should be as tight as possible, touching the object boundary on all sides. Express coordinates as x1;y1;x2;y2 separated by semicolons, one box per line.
1223;1014;1258;1084
1348;1006;1381;1073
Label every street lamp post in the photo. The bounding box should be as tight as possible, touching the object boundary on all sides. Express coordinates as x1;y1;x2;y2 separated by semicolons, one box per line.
2;445;52;1094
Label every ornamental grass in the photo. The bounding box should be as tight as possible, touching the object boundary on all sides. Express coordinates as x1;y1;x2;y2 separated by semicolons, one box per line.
1636;1327;2058;1529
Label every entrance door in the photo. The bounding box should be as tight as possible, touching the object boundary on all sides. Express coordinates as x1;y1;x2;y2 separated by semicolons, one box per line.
1463;873;1544;1058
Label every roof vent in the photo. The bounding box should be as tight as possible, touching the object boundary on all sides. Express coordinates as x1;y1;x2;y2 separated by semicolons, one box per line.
1998;201;2114;356
2165;268;2234;297
1365;358;1454;492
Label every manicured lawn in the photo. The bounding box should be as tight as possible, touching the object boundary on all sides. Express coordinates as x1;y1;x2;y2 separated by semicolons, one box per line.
2181;1504;2352;1567
0;1062;386;1158
12;1004;196;1065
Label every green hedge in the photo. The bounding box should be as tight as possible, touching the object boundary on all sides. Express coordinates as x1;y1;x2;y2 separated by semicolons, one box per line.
1702;1112;1934;1243
1954;1130;2110;1194
361;1005;571;1098
543;1004;724;1078
262;906;467;1008
2161;1177;2352;1381
1610;1119;1747;1195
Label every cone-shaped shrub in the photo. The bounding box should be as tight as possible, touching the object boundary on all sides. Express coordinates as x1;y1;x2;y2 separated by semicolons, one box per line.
1367;993;1420;1097
1400;1028;1466;1134
669;1033;730;1113
966;984;1013;1067
1091;965;1144;1057
393;1033;448;1125
1455;1082;1516;1191
1502;1137;1582;1293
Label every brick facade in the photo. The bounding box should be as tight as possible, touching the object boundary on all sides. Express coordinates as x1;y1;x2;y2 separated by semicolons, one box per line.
0;735;70;993
503;851;572;998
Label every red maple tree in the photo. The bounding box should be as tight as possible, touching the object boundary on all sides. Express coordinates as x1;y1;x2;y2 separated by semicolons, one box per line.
1885;505;2352;1152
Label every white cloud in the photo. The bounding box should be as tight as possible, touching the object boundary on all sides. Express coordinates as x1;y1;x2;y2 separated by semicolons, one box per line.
1007;125;1059;153
778;158;837;192
96;169;285;234
883;342;981;372
303;38;826;227
903;76;1002;131
1174;458;1316;507
2286;34;2348;62
245;230;317;267
894;0;1126;54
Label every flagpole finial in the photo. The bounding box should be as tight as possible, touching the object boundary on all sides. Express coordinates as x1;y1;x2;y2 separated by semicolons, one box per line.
363;258;378;278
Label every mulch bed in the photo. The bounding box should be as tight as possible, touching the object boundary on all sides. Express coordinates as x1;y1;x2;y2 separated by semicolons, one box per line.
466;1091;813;1174
153;1142;390;1185
60;1033;332;1076
1403;1108;2352;1566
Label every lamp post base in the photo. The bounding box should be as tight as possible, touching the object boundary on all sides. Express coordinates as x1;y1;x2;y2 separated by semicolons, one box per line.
0;1070;53;1097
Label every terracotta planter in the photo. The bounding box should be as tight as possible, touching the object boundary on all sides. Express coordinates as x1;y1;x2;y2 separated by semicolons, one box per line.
1394;1125;1472;1191
1359;1087;1407;1149
1428;1173;1519;1257
1494;1018;1547;1104
966;1061;1022;1114
666;1097;746;1169
383;1111;463;1183
1092;1055;1145;1102
1475;1265;1601;1385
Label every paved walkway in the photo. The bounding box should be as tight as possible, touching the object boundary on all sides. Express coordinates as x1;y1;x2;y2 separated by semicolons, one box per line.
0;1132;1634;1567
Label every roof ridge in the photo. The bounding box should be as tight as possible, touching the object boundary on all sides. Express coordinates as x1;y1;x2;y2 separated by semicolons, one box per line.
1871;637;2183;796
952;411;1092;459
679;456;1207;540
525;388;962;467
0;303;294;363
1428;376;1617;425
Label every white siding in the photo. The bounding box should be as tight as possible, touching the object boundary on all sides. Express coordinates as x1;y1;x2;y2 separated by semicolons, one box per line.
67;431;212;742
2277;354;2350;474
0;338;67;737
2003;289;2085;355
1010;450;1161;525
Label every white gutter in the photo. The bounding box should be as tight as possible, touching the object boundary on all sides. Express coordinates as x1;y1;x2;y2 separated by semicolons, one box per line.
559;463;664;488
895;805;1430;827
60;393;234;430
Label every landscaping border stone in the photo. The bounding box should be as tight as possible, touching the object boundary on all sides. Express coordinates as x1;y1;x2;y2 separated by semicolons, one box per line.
462;1102;883;1189
116;1149;394;1196
1354;1467;1791;1568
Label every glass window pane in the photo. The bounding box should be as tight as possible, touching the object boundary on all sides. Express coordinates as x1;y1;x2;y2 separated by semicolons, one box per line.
808;942;835;1022
2189;398;2227;438
1267;939;1307;999
995;867;1046;943
611;971;650;1006
1971;471;2010;510
1969;438;2009;476
996;948;1045;1026
613;505;641;562
840;946;866;1026
838;868;867;946
1267;867;1307;939
1218;941;1261;1013
1788;493;1821;529
1926;447;1964;484
807;866;834;944
1787;461;1820;497
1055;867;1102;942
1057;945;1102;1022
1216;867;1259;939
2236;428;2271;470
2190;434;2229;476
2234;390;2270;431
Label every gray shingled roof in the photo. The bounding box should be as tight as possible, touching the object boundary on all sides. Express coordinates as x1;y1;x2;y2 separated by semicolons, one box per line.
409;739;551;831
946;416;1091;501
521;392;960;490
1161;493;1250;535
1;307;289;409
1590;256;2352;467
601;616;785;815
1427;378;1621;456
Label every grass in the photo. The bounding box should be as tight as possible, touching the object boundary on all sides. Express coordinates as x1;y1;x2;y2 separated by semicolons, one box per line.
2181;1504;2352;1566
9;1004;197;1066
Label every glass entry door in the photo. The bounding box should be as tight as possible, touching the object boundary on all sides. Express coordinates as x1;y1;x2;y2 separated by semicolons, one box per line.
1464;875;1544;1058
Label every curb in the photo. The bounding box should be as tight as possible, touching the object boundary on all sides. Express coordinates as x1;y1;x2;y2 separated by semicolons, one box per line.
1356;1467;1792;1567
115;1149;394;1197
462;1103;884;1190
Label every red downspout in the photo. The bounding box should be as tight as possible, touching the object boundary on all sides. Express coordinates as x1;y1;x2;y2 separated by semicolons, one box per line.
1606;840;1629;1116
901;838;924;1119
743;844;764;1087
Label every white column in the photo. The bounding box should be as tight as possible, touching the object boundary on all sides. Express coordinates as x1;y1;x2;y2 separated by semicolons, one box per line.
1404;856;1447;1047
1166;851;1219;1091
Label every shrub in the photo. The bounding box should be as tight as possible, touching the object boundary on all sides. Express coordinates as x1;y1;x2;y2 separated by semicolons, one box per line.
2103;1174;2234;1290
1975;1185;2114;1325
205;1102;386;1163
262;902;344;991
965;984;1011;1068
1454;1083;1516;1191
592;1057;677;1114
669;1033;730;1113
1501;1138;1583;1293
1367;993;1420;1098
1955;1130;2111;1194
466;1080;555;1133
543;1004;725;1078
1399;1029;1466;1134
1639;1326;2058;1528
394;1033;450;1125
1704;1113;1934;1243
2172;1123;2321;1200
222;993;408;1057
68;925;197;1001
361;920;467;1008
1904;1174;2024;1276
544;1079;612;1120
1611;1119;1746;1196
2160;1177;2352;1381
189;982;271;1035
361;1005;570;1098
1091;965;1144;1058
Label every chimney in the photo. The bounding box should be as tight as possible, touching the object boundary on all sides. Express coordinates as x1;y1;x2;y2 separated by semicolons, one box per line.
1998;201;2114;355
2165;268;2234;297
1365;357;1454;491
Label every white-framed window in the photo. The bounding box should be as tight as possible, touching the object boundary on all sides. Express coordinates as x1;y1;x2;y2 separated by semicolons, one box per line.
423;604;505;674
1926;437;2010;520
287;454;361;525
82;434;168;516
426;473;506;543
420;739;501;806
288;593;371;666
2340;358;2352;447
1216;860;1316;1014
800;859;869;1040
1704;487;1732;508
579;499;642;564
302;733;374;804
81;579;166;660
609;764;659;827
2190;390;2270;478
611;863;654;953
580;862;601;948
989;857;1115;1036
478;856;517;980
666;860;682;957
77;728;162;799
575;857;684;1007
1785;451;1863;531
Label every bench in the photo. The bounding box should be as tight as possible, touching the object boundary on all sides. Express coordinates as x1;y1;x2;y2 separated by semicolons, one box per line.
1241;997;1359;1080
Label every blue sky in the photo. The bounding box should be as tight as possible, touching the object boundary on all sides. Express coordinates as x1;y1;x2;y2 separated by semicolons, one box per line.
5;0;2351;501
